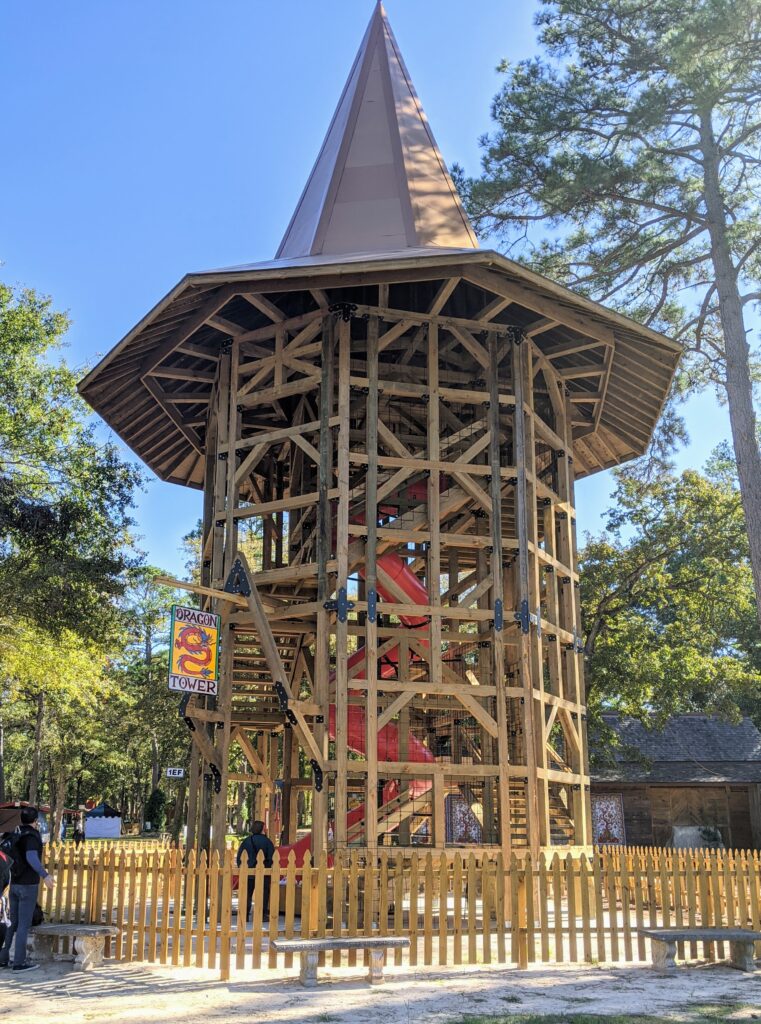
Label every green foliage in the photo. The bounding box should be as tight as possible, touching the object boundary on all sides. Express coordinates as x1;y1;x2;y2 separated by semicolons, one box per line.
581;455;761;759
0;280;185;824
464;0;761;464
0;283;142;640
467;0;761;329
145;788;167;831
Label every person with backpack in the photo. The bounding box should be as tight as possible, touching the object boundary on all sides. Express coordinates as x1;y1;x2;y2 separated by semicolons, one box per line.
0;806;55;972
0;843;11;951
236;820;275;921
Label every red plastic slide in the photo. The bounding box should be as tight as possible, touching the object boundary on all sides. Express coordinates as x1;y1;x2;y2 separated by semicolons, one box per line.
279;550;434;865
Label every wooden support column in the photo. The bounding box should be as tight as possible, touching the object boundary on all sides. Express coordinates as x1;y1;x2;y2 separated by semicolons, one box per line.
313;315;334;854
364;316;380;851
427;322;444;850
557;388;590;846
185;746;202;850
433;773;446;849
289;732;300;841
268;730;280;833
281;725;293;845
488;331;513;856
398;705;411;847
525;345;551;847
512;337;541;856
211;338;240;853
427;322;443;690
334;316;351;849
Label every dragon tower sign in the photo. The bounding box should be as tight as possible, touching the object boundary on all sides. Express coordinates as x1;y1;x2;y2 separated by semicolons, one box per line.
168;605;221;696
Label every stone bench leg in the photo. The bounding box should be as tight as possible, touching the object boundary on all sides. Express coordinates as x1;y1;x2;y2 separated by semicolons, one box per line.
729;940;756;973
31;935;58;963
651;938;677;973
367;949;385;986
73;935;105;971
299;950;319;987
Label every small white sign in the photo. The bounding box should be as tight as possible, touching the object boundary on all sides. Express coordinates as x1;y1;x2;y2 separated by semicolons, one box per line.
166;768;185;779
168;673;218;696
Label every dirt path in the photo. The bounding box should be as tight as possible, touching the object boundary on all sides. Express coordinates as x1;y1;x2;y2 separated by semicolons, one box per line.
2;960;760;1023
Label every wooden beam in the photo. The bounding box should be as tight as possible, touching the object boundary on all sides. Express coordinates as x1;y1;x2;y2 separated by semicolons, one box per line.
139;285;236;379
463;265;615;347
241;292;285;322
142;377;204;454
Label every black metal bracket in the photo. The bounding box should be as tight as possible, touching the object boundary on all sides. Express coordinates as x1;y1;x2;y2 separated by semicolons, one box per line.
183;716;196;732
310;760;324;792
515;599;530;634
274;681;289;715
209;763;222;793
329;302;358;322
510;327;527;346
514;599;540;635
323;586;355;622
224;557;251;598
367;588;377;624
178;694;191;719
494;598;503;631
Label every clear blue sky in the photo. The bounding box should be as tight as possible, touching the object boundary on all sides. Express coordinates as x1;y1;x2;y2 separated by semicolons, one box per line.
0;0;729;575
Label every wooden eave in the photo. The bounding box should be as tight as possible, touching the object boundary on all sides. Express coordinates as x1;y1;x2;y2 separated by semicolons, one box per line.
78;248;681;488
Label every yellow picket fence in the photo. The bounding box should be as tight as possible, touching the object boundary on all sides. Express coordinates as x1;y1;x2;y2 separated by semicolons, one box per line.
39;845;761;979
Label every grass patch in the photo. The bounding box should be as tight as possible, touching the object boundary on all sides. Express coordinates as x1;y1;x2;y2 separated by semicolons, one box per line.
452;1006;754;1024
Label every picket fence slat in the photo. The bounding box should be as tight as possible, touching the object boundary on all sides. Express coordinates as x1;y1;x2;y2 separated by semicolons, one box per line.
36;844;761;978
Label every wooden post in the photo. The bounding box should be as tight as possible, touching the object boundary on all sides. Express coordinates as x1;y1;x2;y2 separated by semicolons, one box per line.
185;747;202;851
427;322;443;849
211;337;239;853
281;724;294;845
365;315;380;851
334;317;351;849
488;331;513;856
512;337;541;856
313;315;334;854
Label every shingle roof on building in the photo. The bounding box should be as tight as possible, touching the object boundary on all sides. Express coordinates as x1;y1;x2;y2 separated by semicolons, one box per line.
593;714;761;784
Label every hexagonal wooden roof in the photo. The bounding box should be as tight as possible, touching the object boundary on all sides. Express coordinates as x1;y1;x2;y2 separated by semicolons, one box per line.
79;6;680;488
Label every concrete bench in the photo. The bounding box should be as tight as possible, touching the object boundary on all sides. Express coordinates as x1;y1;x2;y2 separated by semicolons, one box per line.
31;924;120;970
271;936;410;987
639;927;761;973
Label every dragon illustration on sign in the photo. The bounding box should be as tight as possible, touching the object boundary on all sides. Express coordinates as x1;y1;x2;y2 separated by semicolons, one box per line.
174;625;214;678
168;605;220;688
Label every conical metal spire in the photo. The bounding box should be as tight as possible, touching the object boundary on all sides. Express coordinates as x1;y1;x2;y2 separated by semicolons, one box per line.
276;3;478;259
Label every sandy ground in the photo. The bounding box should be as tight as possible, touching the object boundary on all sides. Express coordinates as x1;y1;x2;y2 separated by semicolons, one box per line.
2;959;761;1024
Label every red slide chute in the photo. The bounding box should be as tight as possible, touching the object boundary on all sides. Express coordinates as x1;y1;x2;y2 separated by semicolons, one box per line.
278;549;434;866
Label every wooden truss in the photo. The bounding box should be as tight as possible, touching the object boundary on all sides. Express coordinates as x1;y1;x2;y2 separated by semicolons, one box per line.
159;275;599;857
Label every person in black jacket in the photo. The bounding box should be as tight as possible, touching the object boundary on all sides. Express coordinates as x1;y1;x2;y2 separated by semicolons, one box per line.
236;820;275;921
0;807;55;972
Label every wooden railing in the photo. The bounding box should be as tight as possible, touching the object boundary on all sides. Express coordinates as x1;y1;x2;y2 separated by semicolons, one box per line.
40;846;761;980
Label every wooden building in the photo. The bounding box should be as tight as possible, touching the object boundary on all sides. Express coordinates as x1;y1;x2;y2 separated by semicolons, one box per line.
591;714;761;850
78;4;680;858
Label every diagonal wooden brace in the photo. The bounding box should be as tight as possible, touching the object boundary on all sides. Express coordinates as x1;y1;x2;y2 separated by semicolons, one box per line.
234;551;325;772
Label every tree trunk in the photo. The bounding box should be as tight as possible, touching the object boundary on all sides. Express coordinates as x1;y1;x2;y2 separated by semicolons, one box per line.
700;111;761;629
28;692;45;805
49;770;67;840
170;779;187;846
150;733;160;791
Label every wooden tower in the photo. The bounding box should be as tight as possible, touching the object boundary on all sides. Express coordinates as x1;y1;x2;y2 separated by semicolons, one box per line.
80;4;680;857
